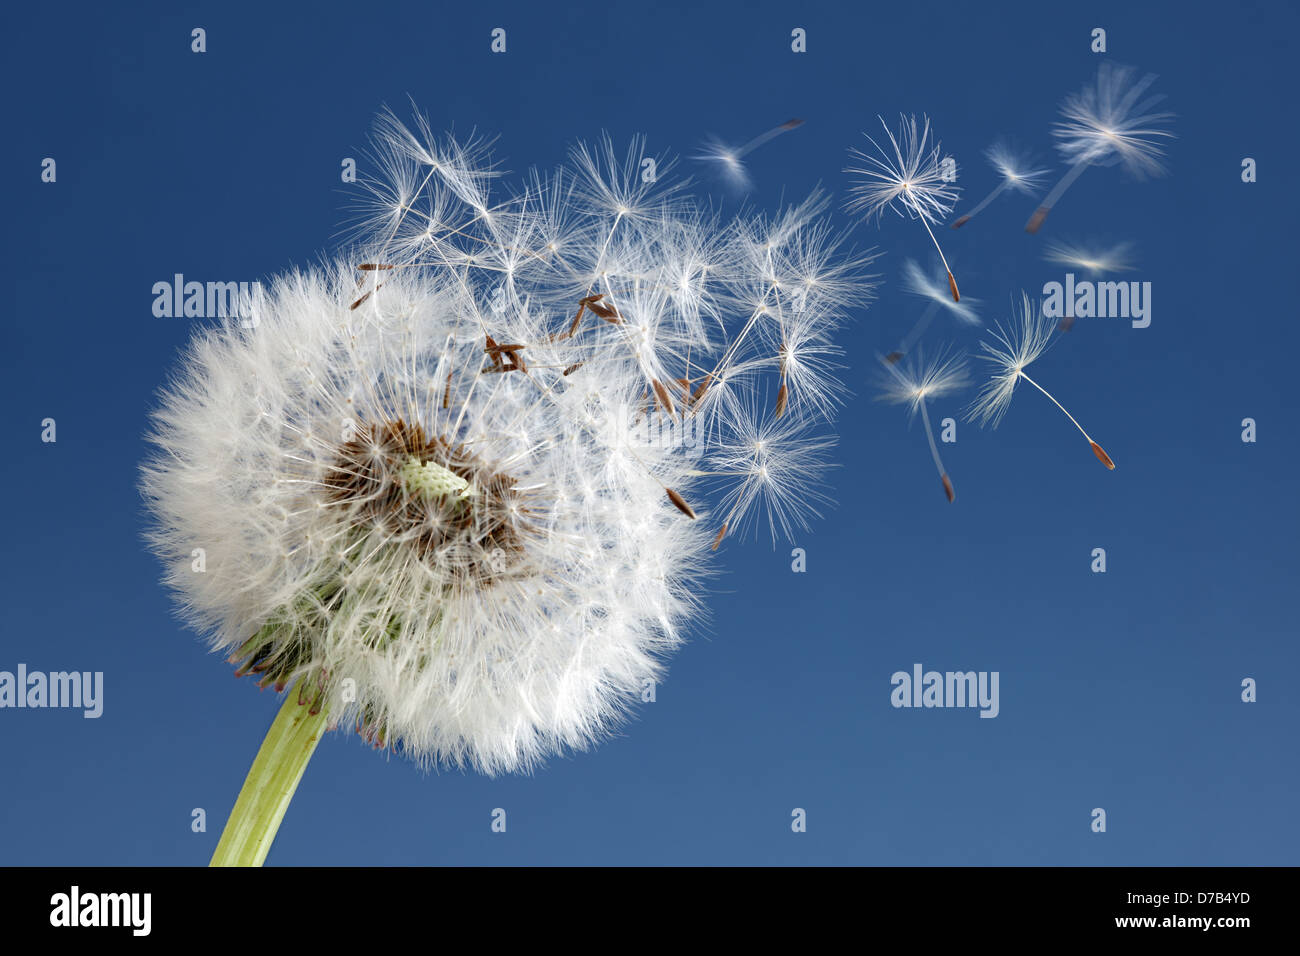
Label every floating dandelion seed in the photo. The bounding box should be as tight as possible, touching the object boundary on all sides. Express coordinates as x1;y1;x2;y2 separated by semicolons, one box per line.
1042;239;1137;330
1026;63;1175;233
952;139;1049;228
876;349;969;502
887;258;981;363
709;401;838;544
966;292;1115;470
846;114;963;302
693;118;805;193
900;259;981;324
1042;239;1136;275
141;109;875;865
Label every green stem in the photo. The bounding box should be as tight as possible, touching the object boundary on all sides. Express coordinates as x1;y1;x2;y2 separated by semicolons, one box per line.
210;684;328;867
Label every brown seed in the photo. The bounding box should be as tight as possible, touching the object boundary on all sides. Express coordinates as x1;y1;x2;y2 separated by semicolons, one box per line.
357;263;395;271
562;362;584;376
565;303;586;339
588;300;620;321
1058;315;1076;332
947;271;960;303
941;473;955;503
1090;441;1116;470
775;381;789;418
691;374;712;402
1025;206;1049;234
951;215;970;229
652;379;675;415
780;119;805;130
349;283;385;310
484;336;526;374
666;488;696;519
884;351;904;365
711;523;728;551
443;371;452;409
498;344;527;373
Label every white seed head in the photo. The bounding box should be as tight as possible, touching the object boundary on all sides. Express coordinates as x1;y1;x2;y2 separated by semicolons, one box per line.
141;112;875;774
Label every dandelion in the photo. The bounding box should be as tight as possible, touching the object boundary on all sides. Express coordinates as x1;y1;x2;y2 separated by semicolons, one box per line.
846;114;963;302
692;118;805;193
1042;240;1136;330
951;139;1049;228
141;110;875;865
876;348;969;502
1042;239;1136;275
708;401;839;543
726;191;882;422
1026;63;1175;233
886;258;981;363
966;292;1115;470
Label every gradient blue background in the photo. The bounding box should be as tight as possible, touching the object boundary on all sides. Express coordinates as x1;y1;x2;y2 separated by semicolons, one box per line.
3;0;1296;865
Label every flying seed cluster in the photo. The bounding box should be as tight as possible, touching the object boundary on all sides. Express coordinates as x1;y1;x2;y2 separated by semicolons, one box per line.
846;63;1172;502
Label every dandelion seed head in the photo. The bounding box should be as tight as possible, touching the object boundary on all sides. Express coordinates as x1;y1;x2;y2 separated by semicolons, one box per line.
142;113;874;774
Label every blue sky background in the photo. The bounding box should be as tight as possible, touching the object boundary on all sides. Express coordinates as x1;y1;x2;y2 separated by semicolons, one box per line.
2;0;1297;865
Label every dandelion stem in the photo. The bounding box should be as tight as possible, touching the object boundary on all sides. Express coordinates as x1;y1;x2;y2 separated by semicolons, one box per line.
700;280;780;395
915;211;959;301
589;213;624;295
1026;160;1088;233
952;181;1006;228
1017;369;1113;468
897;301;941;357
918;400;945;478
737;119;803;157
210;684;327;867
